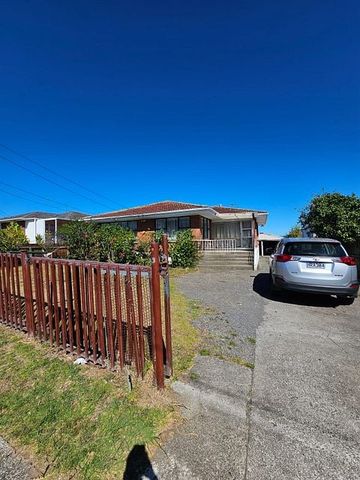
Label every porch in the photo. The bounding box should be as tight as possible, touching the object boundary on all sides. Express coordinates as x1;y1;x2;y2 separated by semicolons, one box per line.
195;219;254;252
195;238;253;252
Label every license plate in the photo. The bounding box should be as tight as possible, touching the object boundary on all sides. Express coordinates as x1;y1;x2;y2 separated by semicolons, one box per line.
307;262;325;269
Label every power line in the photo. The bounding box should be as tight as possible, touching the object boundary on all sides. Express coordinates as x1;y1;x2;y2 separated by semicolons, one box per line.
0;181;82;211
0;186;75;212
0;143;115;205
0;153;111;209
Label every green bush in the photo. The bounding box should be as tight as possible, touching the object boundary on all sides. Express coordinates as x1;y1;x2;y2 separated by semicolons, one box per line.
58;221;100;260
0;222;28;252
134;240;151;266
170;229;199;268
97;224;136;263
59;221;144;264
35;234;45;247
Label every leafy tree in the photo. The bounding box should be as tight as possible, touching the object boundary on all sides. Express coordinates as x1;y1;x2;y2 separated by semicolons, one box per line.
97;224;136;263
0;222;28;252
170;229;199;268
286;225;302;238
299;193;360;247
58;221;100;260
59;221;139;263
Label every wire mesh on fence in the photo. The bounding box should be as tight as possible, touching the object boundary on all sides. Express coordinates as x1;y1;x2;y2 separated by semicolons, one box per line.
0;250;170;387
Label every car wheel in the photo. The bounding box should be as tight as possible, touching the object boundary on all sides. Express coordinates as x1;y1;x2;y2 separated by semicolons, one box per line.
337;296;355;305
269;270;281;295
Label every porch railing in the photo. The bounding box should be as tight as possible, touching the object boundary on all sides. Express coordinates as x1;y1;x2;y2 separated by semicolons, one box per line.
195;239;247;251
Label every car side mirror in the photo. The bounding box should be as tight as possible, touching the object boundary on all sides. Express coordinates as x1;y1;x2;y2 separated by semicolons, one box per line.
270;254;274;259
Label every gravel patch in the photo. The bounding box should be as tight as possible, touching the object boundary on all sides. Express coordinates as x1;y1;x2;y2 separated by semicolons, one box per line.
175;269;266;362
0;437;37;480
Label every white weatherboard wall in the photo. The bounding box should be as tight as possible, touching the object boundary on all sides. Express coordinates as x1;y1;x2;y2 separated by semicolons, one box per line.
24;219;46;243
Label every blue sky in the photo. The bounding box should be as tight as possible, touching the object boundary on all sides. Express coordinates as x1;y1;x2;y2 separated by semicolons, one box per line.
0;0;359;235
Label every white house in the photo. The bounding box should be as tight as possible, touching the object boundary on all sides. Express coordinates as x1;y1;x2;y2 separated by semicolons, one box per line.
0;211;86;244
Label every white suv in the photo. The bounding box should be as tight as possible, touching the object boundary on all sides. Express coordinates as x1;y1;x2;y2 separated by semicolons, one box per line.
270;238;359;302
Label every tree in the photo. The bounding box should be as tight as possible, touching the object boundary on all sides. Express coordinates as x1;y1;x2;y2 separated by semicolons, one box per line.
58;221;100;260
97;224;136;263
0;222;28;252
58;221;140;263
299;193;360;247
286;225;302;238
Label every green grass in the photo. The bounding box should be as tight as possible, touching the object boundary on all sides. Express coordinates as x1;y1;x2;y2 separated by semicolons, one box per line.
170;276;205;377
199;348;211;356
0;326;169;479
0;269;206;478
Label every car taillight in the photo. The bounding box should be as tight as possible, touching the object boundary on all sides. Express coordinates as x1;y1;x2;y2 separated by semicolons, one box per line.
339;256;357;266
275;254;293;263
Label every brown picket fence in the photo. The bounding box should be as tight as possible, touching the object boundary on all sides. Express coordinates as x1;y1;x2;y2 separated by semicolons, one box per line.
0;239;172;388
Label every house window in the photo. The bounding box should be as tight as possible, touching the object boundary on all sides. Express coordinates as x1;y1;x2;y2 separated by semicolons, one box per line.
241;220;253;248
119;220;138;231
155;218;166;231
155;216;191;239
201;217;211;239
178;216;190;229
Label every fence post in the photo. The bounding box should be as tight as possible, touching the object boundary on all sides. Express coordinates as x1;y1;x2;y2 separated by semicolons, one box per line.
21;253;34;336
161;234;172;377
151;242;165;389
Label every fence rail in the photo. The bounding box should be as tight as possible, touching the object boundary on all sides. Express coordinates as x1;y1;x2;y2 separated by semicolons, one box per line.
0;238;171;389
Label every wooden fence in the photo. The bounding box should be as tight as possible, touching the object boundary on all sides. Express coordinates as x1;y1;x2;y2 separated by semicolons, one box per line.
0;239;172;389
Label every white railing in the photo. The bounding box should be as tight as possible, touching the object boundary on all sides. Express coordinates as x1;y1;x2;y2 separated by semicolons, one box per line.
195;239;244;251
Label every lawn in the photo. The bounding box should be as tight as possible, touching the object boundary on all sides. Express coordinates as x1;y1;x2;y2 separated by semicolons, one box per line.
0;269;204;479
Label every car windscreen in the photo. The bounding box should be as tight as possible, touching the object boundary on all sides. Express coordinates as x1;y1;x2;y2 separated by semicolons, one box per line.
283;242;346;257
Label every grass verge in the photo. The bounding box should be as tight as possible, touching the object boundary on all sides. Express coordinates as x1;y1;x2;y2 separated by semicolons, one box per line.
169;273;205;377
0;269;204;479
0;325;171;479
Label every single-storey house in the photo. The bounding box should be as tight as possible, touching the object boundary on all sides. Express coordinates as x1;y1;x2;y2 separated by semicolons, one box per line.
0;211;86;244
89;201;268;263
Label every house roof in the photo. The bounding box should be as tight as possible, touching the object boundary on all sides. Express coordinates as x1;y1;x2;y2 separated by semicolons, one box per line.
90;200;267;219
0;211;87;221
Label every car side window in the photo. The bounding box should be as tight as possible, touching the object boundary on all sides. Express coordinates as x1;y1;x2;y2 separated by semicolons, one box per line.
276;242;283;254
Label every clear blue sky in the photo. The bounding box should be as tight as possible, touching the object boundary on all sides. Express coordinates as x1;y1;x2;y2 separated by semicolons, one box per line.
0;0;359;235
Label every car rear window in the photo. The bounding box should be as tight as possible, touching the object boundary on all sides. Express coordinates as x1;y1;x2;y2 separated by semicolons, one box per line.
283;242;346;257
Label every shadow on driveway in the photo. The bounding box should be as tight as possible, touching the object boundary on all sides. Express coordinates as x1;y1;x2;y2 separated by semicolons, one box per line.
253;272;343;308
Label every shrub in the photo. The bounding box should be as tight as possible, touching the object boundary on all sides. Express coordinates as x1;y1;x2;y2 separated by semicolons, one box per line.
0;222;28;252
134;240;151;266
35;234;45;247
97;224;136;263
59;221;139;263
58;221;100;260
170;229;199;268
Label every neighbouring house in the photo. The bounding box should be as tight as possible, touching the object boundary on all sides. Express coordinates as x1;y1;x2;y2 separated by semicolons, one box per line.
0;211;86;244
88;200;268;269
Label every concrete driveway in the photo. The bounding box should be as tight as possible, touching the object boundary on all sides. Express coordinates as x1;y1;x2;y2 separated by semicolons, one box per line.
154;268;360;479
248;273;360;479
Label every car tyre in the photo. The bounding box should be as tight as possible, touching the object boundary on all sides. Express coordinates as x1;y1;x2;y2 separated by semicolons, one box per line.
337;296;355;305
269;270;281;296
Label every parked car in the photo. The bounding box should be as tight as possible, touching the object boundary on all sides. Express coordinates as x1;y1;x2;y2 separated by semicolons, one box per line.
269;238;359;303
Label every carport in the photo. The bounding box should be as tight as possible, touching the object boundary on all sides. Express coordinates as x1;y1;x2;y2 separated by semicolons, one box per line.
259;233;282;256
